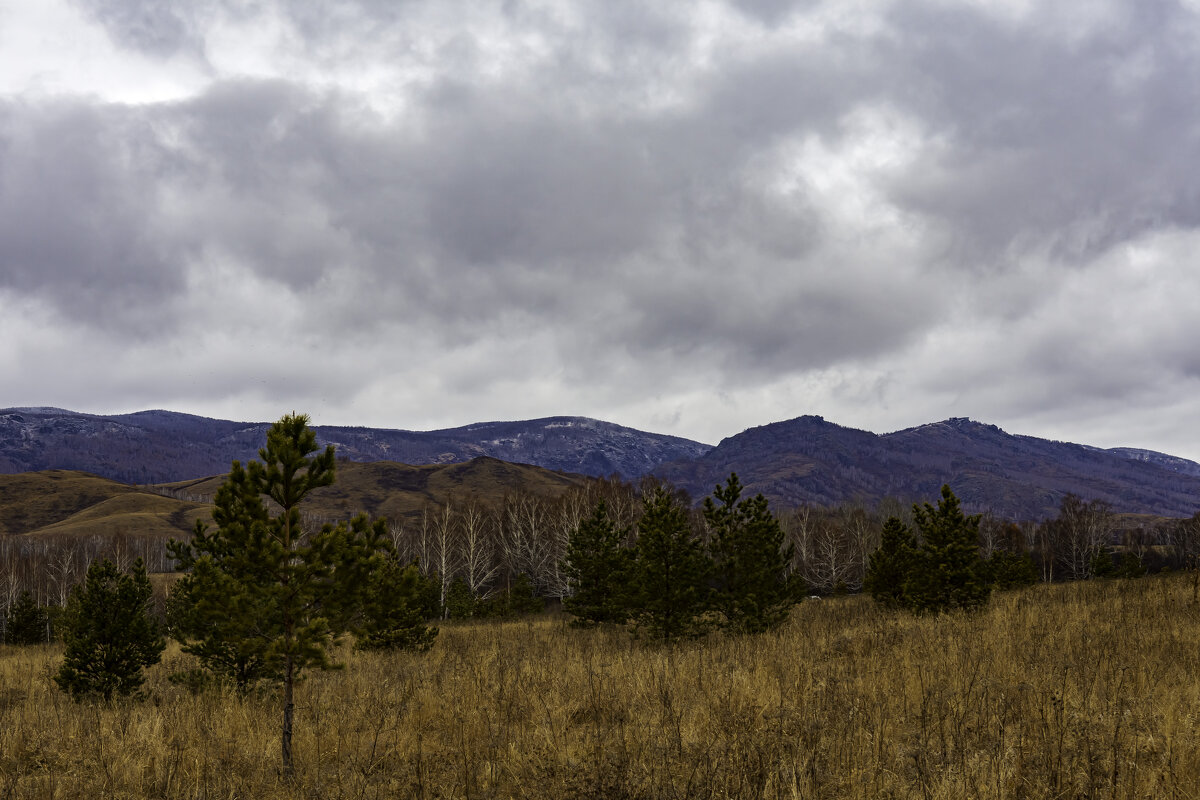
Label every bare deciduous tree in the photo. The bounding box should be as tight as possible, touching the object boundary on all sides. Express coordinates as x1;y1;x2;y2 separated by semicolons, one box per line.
459;496;500;599
1046;494;1113;581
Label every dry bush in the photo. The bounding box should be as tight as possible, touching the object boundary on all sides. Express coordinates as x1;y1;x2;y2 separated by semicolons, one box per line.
1;575;1199;798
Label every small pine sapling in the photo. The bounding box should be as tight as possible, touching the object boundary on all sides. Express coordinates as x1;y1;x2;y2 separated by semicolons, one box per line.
864;517;919;608
4;590;49;645
54;559;165;702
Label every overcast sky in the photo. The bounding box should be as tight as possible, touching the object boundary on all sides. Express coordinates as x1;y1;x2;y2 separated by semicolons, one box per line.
2;0;1199;459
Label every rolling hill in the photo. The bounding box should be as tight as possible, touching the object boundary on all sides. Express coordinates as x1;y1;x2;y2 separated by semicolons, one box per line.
0;470;208;539
160;457;590;526
0;458;591;538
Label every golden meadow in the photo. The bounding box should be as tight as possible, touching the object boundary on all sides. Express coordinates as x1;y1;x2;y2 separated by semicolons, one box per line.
2;575;1197;799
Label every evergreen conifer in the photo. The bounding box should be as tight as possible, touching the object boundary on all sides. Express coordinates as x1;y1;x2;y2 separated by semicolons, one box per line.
478;574;544;618
902;485;991;613
864;517;919;608
985;549;1039;590
1115;550;1147;579
704;474;798;633
54;559;164;702
632;487;711;640
4;590;48;645
358;558;438;651
444;576;478;620
564;501;634;627
167;413;391;775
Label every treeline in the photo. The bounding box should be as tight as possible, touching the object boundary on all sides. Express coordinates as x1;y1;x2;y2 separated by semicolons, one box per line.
778;492;1181;593
4;469;1200;644
384;483;1193;614
0;532;170;643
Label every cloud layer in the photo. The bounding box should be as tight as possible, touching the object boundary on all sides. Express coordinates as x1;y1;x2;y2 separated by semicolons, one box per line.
2;0;1199;460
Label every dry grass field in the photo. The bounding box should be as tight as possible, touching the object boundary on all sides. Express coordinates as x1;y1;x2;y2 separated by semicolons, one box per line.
2;575;1198;799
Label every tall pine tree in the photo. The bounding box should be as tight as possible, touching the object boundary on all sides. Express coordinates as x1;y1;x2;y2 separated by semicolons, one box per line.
704;473;798;634
55;559;164;702
564;501;634;627
631;487;711;641
903;485;991;613
167;413;391;775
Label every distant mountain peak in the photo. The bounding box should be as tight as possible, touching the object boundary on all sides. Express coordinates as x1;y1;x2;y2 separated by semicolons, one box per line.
657;413;1200;518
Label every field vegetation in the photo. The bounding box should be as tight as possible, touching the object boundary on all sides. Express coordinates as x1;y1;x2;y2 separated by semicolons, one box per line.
1;575;1198;799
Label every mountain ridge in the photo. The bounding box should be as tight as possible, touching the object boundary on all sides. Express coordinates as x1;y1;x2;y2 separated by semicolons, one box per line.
0;408;711;485
655;415;1200;519
4;408;1200;519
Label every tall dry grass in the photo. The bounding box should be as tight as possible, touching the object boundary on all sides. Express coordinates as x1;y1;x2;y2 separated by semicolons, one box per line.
2;575;1199;799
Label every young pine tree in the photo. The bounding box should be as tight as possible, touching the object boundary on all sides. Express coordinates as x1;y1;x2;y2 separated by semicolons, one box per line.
1115;550;1147;579
704;473;798;634
478;574;545;618
632;487;712;641
864;516;919;609
564;501;635;627
4;590;48;645
167;413;391;775
903;485;991;613
1089;546;1118;579
54;559;164;702
985;549;1039;590
358;557;438;651
444;576;478;620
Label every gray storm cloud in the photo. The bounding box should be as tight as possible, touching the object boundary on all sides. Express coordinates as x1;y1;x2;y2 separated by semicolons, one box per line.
2;0;1199;456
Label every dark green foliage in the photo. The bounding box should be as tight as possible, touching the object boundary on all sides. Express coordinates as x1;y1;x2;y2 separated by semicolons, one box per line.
864;517;919;608
632;487;712;641
1115;550;1147;579
165;552;278;691
54;558;165;702
416;570;444;620
1087;546;1146;580
166;413;392;774
564;501;635;627
986;550;1039;590
4;590;48;645
902;485;991;614
1089;546;1118;579
358;558;438;651
167;416;390;687
445;577;478;620
478;574;545;618
704;473;798;634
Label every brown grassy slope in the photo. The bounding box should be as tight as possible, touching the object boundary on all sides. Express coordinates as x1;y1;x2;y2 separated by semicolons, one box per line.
1;458;586;540
0;470;139;535
28;492;210;540
2;576;1198;799
163;456;590;523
